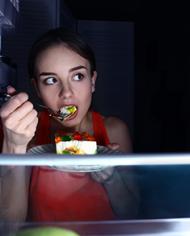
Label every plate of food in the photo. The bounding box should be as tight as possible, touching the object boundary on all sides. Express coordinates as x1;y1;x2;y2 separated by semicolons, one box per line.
27;144;121;172
27;131;122;172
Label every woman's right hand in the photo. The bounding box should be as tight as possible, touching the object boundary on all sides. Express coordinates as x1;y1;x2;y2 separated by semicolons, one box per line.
0;86;38;153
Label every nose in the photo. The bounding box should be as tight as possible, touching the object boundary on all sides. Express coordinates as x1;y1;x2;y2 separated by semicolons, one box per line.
59;82;73;99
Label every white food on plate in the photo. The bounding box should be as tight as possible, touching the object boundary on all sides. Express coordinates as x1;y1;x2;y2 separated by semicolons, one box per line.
56;140;97;154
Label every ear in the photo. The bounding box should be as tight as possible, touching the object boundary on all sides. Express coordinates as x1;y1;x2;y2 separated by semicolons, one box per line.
91;71;97;93
31;78;41;98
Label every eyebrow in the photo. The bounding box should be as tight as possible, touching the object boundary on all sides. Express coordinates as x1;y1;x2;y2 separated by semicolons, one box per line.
69;65;87;72
39;72;56;76
39;65;87;77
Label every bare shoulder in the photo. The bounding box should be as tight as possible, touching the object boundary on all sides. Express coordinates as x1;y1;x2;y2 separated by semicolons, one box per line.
104;116;132;152
104;116;128;133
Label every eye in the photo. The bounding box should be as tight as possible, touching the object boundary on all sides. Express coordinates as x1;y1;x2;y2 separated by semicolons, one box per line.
44;77;57;85
73;73;84;81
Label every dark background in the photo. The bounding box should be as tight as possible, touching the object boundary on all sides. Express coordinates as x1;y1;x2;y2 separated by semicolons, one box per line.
3;0;190;154
64;0;190;153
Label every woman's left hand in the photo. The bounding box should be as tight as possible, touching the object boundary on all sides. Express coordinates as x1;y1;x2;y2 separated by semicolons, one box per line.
107;142;120;151
91;167;114;183
90;143;120;183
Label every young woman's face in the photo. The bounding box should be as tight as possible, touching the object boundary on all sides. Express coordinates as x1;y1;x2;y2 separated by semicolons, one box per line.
34;44;96;127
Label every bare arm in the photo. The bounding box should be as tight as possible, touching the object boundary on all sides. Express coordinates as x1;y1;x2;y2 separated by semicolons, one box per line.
102;117;139;218
105;116;132;152
0;87;38;221
0;166;31;222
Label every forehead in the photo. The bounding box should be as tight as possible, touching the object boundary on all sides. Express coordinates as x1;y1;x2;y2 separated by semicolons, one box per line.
35;44;90;71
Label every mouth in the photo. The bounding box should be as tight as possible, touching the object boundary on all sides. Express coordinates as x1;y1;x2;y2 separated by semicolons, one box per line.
57;105;78;121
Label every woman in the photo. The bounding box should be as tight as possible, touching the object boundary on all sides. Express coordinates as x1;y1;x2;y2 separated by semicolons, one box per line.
0;27;139;221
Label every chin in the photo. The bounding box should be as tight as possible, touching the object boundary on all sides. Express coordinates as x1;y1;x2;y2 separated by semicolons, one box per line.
63;119;80;127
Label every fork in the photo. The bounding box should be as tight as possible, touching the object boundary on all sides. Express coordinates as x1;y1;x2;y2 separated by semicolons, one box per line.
37;103;66;121
0;91;67;121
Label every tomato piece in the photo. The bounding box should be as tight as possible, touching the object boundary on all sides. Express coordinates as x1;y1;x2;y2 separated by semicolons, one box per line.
73;132;82;140
55;136;62;143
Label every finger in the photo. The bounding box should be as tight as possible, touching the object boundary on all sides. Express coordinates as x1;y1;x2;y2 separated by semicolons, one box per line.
69;173;87;178
7;101;34;124
107;143;120;150
91;172;102;182
25;116;38;137
7;86;16;94
91;172;108;183
0;93;29;118
15;116;38;138
101;170;113;180
91;167;115;183
104;167;114;176
14;109;38;132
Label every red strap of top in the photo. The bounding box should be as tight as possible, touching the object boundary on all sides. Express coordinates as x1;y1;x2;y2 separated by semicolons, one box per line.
92;111;110;146
35;111;51;145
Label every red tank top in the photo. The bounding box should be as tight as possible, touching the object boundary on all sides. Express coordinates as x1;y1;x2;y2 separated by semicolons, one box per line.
29;111;115;221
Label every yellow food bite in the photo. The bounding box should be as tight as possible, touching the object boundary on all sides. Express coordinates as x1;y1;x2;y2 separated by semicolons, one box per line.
59;105;77;120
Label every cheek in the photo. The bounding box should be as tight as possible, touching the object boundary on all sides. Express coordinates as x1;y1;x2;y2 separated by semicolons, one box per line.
38;86;56;105
75;84;92;110
77;83;92;100
79;89;93;110
38;82;58;97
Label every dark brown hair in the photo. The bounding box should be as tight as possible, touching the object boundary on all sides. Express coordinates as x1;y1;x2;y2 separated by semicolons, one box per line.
28;27;96;78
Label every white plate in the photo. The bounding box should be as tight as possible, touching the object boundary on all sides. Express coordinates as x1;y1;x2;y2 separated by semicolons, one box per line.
27;144;121;172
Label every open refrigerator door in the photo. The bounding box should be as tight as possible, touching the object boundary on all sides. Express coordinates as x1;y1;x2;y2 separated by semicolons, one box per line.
0;0;18;106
